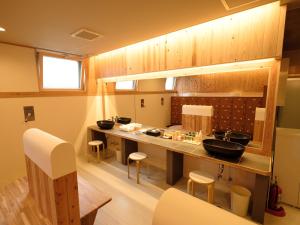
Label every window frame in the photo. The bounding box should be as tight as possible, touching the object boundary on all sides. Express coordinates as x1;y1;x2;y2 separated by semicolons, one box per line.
165;77;176;91
38;52;85;92
114;80;137;92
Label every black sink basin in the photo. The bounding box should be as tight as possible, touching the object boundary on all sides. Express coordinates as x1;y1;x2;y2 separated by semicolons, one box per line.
203;139;245;159
214;131;251;146
117;117;131;124
97;120;115;130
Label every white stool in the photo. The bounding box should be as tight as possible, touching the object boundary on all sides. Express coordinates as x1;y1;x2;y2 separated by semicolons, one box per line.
187;170;215;203
88;140;104;162
127;152;147;184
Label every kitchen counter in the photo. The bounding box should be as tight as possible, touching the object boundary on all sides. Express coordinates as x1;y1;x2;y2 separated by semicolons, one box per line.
88;125;271;176
88;124;271;223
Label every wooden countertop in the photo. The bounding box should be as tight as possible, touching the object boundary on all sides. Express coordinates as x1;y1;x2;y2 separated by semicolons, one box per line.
0;175;111;225
89;125;272;176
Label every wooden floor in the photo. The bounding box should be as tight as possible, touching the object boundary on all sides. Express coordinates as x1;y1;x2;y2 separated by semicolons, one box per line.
77;157;300;225
0;156;299;225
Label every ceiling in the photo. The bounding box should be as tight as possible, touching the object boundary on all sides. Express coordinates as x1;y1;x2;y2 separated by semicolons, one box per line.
0;0;276;56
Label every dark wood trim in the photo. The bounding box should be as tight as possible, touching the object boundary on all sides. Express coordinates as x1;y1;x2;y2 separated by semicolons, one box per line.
121;139;138;165
166;150;183;185
252;174;270;224
0;41;85;58
104;90;177;96
0;91;98;98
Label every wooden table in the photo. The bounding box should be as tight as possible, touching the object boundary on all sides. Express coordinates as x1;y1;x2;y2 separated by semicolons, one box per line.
0;176;111;225
88;125;271;224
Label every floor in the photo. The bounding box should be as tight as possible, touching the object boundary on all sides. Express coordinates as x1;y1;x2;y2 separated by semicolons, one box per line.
77;156;300;225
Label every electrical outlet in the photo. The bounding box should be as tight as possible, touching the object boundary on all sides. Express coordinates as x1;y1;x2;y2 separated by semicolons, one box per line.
141;99;145;108
23;106;35;122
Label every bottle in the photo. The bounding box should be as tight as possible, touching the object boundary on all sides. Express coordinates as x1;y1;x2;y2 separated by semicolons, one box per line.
199;130;203;142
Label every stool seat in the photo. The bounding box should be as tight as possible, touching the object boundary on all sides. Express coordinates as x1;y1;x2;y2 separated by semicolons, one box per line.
88;140;104;163
88;140;103;146
128;152;147;184
129;152;147;161
189;171;215;184
187;170;215;203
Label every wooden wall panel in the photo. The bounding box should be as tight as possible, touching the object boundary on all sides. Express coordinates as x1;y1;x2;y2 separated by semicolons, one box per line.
166;29;194;70
182;114;212;135
143;36;166;72
176;70;269;94
94;2;286;78
171;96;265;136
126;44;144;75
261;60;281;156
283;49;300;74
25;157;81;225
95;48;127;77
253;120;265;143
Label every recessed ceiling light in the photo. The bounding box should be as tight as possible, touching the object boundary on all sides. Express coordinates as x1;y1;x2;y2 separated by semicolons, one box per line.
0;27;6;32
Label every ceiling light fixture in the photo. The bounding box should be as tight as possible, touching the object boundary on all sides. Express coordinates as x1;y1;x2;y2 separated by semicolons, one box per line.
0;27;6;32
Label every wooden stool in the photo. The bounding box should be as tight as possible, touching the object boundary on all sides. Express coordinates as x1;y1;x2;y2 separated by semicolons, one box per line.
127;152;147;184
88;140;104;162
187;170;215;203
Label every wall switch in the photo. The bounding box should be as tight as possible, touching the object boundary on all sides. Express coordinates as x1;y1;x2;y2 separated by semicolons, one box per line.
141;99;145;108
161;97;164;106
23;106;35;122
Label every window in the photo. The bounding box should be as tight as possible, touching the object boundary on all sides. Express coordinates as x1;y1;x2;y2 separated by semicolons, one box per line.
41;55;82;90
115;80;136;90
165;77;176;90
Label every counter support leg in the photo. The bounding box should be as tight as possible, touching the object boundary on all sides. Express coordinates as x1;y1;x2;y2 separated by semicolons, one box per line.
121;139;138;165
252;174;270;224
166;150;183;185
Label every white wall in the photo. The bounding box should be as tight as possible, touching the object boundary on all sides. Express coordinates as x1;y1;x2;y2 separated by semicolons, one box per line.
0;96;102;188
0;43;39;92
278;78;300;129
0;43;102;188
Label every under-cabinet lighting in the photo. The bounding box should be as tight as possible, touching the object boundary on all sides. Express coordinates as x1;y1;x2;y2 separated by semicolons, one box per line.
0;27;6;32
100;58;276;83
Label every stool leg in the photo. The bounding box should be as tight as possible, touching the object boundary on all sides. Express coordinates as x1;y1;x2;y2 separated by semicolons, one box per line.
187;179;192;194
127;157;130;179
96;145;100;163
102;144;106;158
136;161;140;184
207;183;214;203
192;182;195;196
86;145;90;163
147;162;150;178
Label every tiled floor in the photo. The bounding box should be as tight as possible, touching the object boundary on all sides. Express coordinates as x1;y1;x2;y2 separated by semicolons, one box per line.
77;157;300;225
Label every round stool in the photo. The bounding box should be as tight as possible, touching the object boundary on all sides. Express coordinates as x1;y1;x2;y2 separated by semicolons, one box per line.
187;170;215;203
88;140;104;162
127;152;147;184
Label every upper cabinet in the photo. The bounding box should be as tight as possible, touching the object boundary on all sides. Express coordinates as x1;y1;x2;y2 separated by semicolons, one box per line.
94;1;286;78
194;2;285;66
143;36;166;73
95;48;127;77
166;30;194;70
